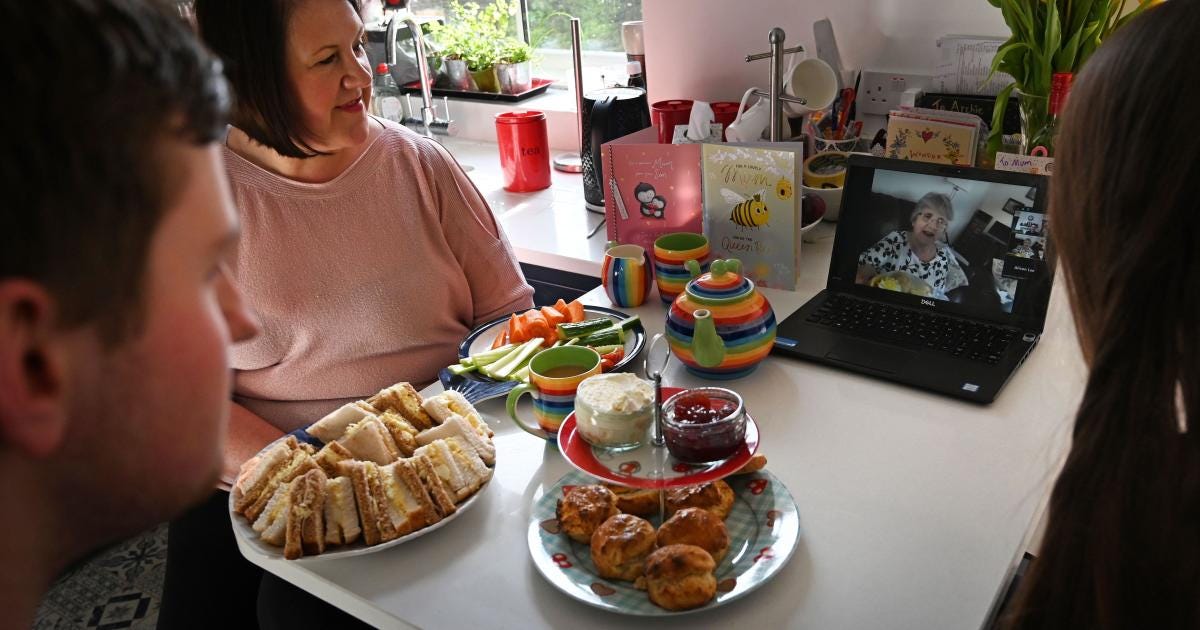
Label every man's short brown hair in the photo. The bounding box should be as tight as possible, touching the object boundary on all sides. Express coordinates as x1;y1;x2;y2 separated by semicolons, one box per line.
0;0;230;345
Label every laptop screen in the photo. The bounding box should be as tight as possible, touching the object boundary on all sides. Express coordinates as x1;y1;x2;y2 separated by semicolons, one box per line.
828;156;1054;331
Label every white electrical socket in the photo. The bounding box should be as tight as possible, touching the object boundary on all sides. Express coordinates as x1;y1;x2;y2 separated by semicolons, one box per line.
857;70;935;116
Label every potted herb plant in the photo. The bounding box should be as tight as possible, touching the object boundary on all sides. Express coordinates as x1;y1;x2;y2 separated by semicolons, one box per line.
984;0;1160;156
429;0;522;94
496;40;534;95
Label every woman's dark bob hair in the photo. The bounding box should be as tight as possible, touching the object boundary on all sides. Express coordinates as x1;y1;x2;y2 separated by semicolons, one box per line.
194;0;361;159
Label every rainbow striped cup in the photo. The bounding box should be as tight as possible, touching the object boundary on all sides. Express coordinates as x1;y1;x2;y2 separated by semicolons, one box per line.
506;346;602;440
602;243;653;308
653;232;711;305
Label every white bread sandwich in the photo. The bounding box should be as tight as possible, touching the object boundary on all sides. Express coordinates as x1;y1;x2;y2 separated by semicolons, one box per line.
366;382;433;430
414;439;489;501
308;402;377;443
313;441;354;478
252;481;293;546
422;390;491;437
323;476;361;546
284;468;327;560
237;441;320;522
377;410;419;457
412;454;458;518
416;414;495;466
337;416;399;465
444;437;493;489
413;440;468;500
233;438;293;508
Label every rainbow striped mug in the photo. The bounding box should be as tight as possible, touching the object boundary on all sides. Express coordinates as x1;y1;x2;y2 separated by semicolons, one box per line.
601;242;653;308
653;232;711;305
506;346;602;439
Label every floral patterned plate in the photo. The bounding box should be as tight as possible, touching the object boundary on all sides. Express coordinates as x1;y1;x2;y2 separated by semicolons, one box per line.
527;469;800;616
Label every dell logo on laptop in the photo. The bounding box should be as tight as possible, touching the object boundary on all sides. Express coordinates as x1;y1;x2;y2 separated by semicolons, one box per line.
920;298;935;307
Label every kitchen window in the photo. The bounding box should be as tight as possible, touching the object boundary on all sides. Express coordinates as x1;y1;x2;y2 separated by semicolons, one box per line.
408;0;643;91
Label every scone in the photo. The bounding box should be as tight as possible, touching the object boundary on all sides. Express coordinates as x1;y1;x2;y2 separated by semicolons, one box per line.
656;507;730;564
556;485;619;543
602;484;659;517
666;480;734;520
643;544;717;611
590;514;657;582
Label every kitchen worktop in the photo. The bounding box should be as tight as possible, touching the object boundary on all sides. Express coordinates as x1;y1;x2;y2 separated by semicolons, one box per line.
439;136;608;278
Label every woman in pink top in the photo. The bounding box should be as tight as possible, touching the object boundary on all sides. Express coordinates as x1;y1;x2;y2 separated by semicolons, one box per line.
159;1;532;627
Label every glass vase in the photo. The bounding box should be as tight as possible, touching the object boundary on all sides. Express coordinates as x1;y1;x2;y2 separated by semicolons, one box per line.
1017;91;1054;156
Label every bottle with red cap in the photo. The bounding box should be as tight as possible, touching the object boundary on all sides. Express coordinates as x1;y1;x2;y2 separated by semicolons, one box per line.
370;62;403;123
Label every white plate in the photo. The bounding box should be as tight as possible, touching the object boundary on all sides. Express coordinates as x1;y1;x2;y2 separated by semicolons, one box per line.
230;437;492;562
527;470;801;615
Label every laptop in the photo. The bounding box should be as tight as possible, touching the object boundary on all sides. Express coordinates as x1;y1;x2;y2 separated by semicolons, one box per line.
773;155;1053;403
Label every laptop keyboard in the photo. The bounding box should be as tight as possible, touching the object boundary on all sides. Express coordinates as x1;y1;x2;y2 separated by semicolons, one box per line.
806;294;1018;364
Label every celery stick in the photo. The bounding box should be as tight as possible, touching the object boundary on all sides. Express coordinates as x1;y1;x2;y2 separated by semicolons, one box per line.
469;343;517;367
564;337;580;346
480;343;528;379
512;364;531;383
488;339;543;379
448;363;476;376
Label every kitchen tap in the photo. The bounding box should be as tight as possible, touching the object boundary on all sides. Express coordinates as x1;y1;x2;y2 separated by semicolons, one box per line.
384;4;452;138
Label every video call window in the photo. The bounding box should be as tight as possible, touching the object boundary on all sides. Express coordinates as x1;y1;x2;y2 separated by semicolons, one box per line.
847;169;1049;318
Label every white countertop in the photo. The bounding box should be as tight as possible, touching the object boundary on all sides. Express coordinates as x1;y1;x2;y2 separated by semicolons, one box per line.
439;136;608;278
235;237;1084;629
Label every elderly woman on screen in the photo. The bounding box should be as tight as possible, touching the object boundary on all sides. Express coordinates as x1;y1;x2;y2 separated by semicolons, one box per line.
855;191;968;298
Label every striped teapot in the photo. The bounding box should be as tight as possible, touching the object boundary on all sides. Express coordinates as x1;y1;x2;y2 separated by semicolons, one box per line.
665;258;776;379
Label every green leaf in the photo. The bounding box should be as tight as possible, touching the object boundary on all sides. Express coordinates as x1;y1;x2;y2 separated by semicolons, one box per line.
1067;0;1096;38
1053;27;1083;71
1044;0;1062;60
988;40;1031;86
987;82;1017;158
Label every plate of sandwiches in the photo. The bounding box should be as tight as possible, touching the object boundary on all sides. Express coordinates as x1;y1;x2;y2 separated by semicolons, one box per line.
230;383;496;561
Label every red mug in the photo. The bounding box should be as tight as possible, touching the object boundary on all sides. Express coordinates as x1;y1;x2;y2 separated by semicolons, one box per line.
650;99;693;144
495;111;551;192
711;101;744;141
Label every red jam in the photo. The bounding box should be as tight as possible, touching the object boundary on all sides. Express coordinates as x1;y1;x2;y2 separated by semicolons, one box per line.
663;389;746;463
672;393;738;424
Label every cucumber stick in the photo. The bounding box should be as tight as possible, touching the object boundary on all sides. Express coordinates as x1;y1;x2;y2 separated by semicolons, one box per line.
579;327;624;347
557;317;612;340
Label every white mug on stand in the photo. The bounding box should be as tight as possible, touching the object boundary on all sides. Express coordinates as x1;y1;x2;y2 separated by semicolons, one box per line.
725;88;773;143
725;54;838;142
782;54;839;116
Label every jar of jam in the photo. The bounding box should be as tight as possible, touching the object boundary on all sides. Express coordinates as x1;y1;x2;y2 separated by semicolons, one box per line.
661;387;746;463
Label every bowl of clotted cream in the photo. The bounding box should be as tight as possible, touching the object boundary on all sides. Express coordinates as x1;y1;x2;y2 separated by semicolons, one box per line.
573;373;655;451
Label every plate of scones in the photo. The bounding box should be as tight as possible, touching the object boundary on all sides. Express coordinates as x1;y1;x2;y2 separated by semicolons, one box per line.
230;382;495;561
527;462;800;615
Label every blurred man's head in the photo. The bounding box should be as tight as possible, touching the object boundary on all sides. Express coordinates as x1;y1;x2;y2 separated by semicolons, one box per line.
0;0;257;571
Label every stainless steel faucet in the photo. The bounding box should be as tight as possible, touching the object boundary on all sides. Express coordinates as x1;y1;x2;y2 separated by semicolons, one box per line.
384;6;452;138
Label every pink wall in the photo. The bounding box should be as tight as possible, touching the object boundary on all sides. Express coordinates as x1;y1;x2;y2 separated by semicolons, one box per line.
642;0;1008;104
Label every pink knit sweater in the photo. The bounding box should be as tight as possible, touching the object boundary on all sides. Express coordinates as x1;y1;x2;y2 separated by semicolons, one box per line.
223;123;534;432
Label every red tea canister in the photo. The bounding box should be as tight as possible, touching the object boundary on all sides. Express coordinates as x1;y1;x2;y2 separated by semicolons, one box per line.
495;111;551;192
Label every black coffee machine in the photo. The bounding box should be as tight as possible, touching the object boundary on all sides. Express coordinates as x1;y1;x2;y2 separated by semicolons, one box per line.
581;87;650;211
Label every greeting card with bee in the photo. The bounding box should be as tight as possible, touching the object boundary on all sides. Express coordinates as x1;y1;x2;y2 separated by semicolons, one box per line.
702;143;803;290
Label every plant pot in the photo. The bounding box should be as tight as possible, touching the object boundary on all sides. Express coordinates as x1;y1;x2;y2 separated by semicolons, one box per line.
470;66;499;93
1017;90;1053;156
443;57;474;91
496;60;533;95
